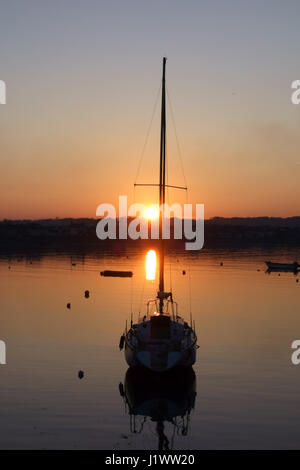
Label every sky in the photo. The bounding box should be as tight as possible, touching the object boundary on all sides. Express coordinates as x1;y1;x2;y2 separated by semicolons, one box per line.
1;0;300;219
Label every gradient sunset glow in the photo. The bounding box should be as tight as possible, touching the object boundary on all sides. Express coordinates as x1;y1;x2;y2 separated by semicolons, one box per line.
0;1;300;220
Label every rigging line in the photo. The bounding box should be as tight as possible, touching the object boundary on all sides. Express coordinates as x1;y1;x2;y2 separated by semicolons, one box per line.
165;133;173;295
186;188;193;318
138;275;146;315
166;86;188;189
130;274;133;316
169;254;173;294
134;83;162;185
166;125;169;203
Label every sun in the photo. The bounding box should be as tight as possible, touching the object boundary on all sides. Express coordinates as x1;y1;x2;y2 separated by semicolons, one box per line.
144;206;159;220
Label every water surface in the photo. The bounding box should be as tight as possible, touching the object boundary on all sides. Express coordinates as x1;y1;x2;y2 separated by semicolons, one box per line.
0;248;300;449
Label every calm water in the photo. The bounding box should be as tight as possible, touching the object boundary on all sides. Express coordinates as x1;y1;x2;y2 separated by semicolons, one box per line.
0;247;300;449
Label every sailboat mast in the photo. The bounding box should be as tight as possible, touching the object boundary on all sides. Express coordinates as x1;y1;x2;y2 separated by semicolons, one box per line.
159;57;167;314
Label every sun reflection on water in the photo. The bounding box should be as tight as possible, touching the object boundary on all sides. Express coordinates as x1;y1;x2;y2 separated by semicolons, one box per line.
146;249;156;280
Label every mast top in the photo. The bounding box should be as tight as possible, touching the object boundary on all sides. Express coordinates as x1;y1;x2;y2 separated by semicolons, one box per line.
162;57;167;76
158;57;167;313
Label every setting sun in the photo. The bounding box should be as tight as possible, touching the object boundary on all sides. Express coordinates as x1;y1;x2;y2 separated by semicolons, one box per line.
144;206;159;220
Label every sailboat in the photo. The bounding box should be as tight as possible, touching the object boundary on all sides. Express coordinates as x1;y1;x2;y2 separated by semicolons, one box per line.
120;58;198;372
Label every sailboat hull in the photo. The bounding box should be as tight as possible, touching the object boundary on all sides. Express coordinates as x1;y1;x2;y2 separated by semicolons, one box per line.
125;342;196;372
124;318;197;372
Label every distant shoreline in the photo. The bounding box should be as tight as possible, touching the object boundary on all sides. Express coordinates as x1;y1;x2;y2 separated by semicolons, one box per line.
1;217;300;254
1;216;300;224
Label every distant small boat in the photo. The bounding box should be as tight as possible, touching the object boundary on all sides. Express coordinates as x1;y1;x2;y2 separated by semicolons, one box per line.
265;261;299;271
101;270;133;278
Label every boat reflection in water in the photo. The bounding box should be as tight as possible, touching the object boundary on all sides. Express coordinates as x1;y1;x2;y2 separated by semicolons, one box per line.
119;366;196;450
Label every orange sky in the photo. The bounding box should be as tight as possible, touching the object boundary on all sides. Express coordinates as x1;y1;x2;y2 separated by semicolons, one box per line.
1;1;300;219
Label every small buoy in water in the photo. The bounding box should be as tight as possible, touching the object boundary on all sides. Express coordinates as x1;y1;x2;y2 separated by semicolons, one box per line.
278;274;280;276
182;270;186;275
78;370;84;379
297;279;299;283
257;269;260;272
220;262;223;266
72;263;76;266
8;266;11;270
67;303;71;309
84;290;89;298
